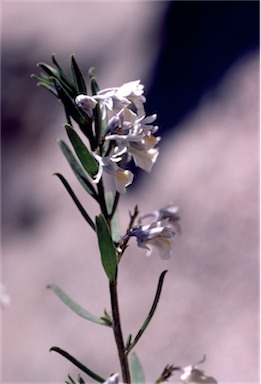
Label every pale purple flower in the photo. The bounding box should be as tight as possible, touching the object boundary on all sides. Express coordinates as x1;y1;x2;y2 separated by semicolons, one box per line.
93;153;134;194
139;205;181;234
105;109;160;172
75;94;98;118
76;80;146;120
125;206;180;259
99;80;146;117
127;219;176;260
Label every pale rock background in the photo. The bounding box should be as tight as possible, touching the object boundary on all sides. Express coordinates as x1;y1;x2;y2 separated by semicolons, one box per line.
1;2;259;384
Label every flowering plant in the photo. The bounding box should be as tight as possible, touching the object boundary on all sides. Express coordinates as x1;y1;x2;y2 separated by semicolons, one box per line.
32;55;217;384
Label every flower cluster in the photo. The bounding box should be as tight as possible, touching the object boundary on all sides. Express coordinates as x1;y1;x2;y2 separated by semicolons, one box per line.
125;206;180;260
76;80;160;193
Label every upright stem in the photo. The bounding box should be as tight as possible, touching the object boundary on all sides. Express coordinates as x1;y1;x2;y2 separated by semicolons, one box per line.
97;178;109;220
109;279;131;383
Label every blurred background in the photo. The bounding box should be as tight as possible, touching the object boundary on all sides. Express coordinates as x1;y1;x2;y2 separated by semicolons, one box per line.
1;1;259;383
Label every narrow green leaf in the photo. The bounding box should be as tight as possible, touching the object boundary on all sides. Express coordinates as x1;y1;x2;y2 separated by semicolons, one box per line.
47;284;110;327
52;54;75;90
53;79;86;126
58;139;98;200
50;347;105;383
65;124;98;177
95;214;117;282
54;173;95;231
126;270;168;354
37;63;74;98
37;62;59;78
36;82;58;97
31;73;58;97
71;55;87;94
89;67;100;95
130;352;145;384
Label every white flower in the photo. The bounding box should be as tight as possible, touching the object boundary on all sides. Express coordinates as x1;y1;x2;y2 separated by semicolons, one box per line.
128;219;177;260
180;366;217;383
93;153;134;194
139;205;181;234
99;80;146;117
75;94;98;118
105;110;160;172
103;373;120;384
126;206;180;259
76;80;146;120
127;143;159;172
179;356;217;384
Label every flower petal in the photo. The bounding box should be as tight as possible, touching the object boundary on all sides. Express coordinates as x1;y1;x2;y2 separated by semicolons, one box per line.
75;94;98;117
114;169;134;193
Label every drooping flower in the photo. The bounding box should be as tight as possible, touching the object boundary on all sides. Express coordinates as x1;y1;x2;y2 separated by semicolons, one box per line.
139;205;181;234
126;142;159;172
125;206;180;259
75;94;98;118
98;80;146;117
127;220;176;260
105;109;160;172
93;153;134;194
179;356;218;384
180;366;217;383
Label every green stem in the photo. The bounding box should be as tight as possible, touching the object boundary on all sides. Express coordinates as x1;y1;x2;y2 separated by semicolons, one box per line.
109;279;131;383
97;178;109;220
108;191;120;222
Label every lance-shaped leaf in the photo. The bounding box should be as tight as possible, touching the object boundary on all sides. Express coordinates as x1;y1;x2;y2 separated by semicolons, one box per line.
50;347;105;383
130;352;145;384
95;214;117;282
47;284;110;327
52;54;76;92
54;173;96;231
71;55;87;94
126;270;168;354
66;124;98;178
53;79;86;126
31;73;58;97
58;139;98;200
89;67;100;95
37;62;76;98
